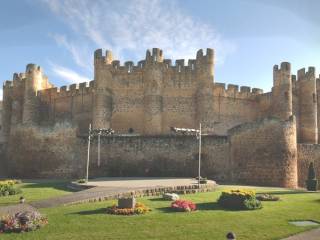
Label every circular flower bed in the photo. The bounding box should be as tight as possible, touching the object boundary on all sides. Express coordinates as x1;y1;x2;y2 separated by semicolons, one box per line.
256;194;280;201
218;189;262;210
171;200;196;212
0;211;48;234
0;180;22;197
106;202;151;215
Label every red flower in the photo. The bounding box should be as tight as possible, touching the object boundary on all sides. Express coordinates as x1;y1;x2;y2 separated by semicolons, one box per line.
171;200;196;212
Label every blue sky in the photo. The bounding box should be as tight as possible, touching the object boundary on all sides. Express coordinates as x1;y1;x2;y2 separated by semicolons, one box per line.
1;0;320;100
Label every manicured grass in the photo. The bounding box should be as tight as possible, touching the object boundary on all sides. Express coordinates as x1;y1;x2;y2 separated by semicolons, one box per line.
1;185;319;240
0;180;75;206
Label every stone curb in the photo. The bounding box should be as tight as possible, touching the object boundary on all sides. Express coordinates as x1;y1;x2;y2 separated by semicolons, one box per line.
31;183;217;208
65;183;217;206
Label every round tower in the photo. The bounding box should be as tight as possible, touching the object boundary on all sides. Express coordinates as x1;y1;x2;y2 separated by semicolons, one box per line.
2;81;13;143
92;49;113;129
297;67;318;143
10;73;23;126
22;64;42;125
143;48;164;135
317;76;320;143
271;62;292;120
195;48;214;130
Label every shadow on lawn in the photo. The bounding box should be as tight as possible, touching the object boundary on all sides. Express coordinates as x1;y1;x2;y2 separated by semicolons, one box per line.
69;208;106;215
149;197;170;202
256;190;316;195
21;180;78;192
157;202;231;213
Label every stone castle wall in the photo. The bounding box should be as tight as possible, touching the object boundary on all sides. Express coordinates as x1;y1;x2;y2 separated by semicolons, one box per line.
2;48;267;138
35;80;264;136
5;117;302;188
87;135;230;181
229;116;297;188
6;125;83;178
2;48;320;188
0;101;3;142
297;144;320;187
3;48;319;140
6;124;230;180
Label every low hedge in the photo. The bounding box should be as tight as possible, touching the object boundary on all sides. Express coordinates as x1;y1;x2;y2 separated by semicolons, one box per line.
0;180;22;197
218;189;262;210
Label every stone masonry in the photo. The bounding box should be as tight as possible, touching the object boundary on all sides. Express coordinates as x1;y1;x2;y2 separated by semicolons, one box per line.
1;48;320;188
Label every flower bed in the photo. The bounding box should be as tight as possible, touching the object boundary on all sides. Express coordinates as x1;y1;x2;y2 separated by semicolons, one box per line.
106;202;151;215
256;194;280;201
171;200;196;212
0;180;22;197
0;211;48;233
218;189;262;210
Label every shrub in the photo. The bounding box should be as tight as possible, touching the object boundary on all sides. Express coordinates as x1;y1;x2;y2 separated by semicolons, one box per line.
256;194;280;201
0;211;48;234
218;189;262;210
306;162;318;191
77;179;87;184
195;176;208;184
171;200;196;212
243;198;262;210
0;180;22;197
106;202;151;215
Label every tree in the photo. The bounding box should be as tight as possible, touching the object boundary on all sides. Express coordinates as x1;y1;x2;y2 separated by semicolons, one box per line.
306;162;318;191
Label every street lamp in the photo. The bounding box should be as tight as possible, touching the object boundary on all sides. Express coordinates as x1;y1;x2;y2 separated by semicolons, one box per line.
86;124;114;183
171;123;202;188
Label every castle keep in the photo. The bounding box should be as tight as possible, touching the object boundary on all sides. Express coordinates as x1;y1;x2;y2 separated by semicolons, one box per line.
1;48;320;188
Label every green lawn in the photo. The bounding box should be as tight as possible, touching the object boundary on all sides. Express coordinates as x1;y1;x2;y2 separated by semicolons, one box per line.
0;183;319;240
0;180;75;206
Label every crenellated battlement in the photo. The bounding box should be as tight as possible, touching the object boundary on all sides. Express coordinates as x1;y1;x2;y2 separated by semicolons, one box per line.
94;48;213;76
297;67;316;82
2;48;319;144
37;81;93;99
316;76;320;91
3;72;26;90
196;48;214;64
213;82;263;99
273;62;291;86
145;48;164;63
3;80;13;89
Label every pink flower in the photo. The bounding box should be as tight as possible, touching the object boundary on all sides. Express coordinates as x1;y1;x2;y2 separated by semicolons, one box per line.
171;200;196;212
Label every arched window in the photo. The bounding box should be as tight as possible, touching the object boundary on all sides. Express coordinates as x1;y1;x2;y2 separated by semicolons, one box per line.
128;128;134;134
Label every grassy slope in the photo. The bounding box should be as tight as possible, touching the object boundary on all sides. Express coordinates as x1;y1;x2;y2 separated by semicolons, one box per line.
0;180;75;206
1;185;319;240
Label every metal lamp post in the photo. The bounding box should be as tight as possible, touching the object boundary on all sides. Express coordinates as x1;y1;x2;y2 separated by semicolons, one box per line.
86;125;114;183
197;123;202;188
86;124;92;183
171;123;202;188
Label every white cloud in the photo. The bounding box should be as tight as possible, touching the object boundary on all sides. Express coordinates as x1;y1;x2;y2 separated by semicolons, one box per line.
50;34;92;72
50;64;90;84
42;0;235;64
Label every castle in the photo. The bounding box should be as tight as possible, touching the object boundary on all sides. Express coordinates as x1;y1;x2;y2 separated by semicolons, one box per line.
0;48;319;189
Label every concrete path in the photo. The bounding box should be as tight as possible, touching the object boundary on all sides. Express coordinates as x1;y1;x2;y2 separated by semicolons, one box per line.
281;228;320;240
83;177;208;188
30;178;216;208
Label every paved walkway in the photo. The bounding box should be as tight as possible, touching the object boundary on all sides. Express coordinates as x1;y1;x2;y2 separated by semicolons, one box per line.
83;177;208;188
281;228;320;240
30;178;216;208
